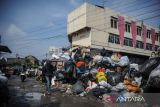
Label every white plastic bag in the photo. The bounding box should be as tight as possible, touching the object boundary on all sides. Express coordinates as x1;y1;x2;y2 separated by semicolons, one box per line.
134;76;142;86
130;63;139;71
99;81;112;89
93;55;103;63
118;56;129;66
51;76;56;86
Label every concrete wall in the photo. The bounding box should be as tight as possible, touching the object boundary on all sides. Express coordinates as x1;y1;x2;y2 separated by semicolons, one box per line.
72;29;91;47
67;3;87;34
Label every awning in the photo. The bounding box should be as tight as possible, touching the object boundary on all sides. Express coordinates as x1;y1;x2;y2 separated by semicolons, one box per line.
0;45;12;53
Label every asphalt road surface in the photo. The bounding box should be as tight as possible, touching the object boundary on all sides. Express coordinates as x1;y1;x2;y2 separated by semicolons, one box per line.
6;75;152;107
7;75;104;107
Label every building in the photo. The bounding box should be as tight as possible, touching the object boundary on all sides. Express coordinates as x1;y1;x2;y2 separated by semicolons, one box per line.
48;46;62;58
67;3;160;63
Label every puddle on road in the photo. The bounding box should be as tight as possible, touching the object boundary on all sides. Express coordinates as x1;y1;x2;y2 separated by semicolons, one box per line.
25;92;43;100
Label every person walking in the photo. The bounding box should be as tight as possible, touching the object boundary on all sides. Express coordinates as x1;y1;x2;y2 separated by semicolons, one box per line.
42;60;56;95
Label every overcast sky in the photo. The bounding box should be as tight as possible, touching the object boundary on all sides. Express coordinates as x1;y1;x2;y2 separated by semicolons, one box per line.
0;0;160;59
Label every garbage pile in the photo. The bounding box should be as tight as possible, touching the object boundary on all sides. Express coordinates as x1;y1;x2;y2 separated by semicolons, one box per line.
47;47;160;104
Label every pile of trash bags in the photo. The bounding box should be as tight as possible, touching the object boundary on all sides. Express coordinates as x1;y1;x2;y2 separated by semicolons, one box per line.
48;47;160;104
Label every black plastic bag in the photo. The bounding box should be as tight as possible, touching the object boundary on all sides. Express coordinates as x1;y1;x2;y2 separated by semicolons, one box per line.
107;72;124;86
89;88;111;98
147;64;160;88
139;57;160;79
56;72;64;81
72;81;85;94
140;57;160;86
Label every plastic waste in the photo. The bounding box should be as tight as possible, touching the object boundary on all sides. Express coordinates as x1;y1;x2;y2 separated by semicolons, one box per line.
93;55;103;63
96;72;107;82
72;81;85;94
128;68;140;79
51;76;56;86
111;53;121;62
89;88;111;98
90;68;98;74
107;72;124;86
140;57;160;86
99;81;112;89
66;87;72;94
111;83;126;92
130;63;139;71
140;57;160;79
134;76;142;86
102;57;113;64
56;72;64;81
147;64;160;88
124;79;141;93
118;56;130;67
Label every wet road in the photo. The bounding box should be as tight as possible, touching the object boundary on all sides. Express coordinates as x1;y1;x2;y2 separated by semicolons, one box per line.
7;75;104;107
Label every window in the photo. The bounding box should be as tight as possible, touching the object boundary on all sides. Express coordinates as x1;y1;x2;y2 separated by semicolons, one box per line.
146;43;152;51
137;26;142;36
108;34;114;43
136;41;140;48
140;42;144;49
129;39;133;47
136;41;143;49
115;36;120;44
125;22;131;33
111;17;117;29
155;33;158;41
155;45;159;51
108;33;120;44
124;39;129;46
147;30;150;39
124;37;133;47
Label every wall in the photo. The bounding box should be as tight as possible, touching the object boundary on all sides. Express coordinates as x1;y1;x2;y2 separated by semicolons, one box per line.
67;3;87;34
72;29;91;47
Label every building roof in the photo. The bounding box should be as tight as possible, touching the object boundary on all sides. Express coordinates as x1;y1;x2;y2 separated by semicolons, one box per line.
0;45;12;53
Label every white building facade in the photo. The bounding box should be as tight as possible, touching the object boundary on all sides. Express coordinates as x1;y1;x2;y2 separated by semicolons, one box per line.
49;46;62;58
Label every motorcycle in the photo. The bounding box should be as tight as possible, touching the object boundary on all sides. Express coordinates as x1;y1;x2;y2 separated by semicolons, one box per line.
20;72;26;82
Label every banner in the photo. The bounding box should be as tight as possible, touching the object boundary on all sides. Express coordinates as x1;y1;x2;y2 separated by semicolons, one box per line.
143;25;147;49
151;29;155;51
118;16;125;46
131;21;137;48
